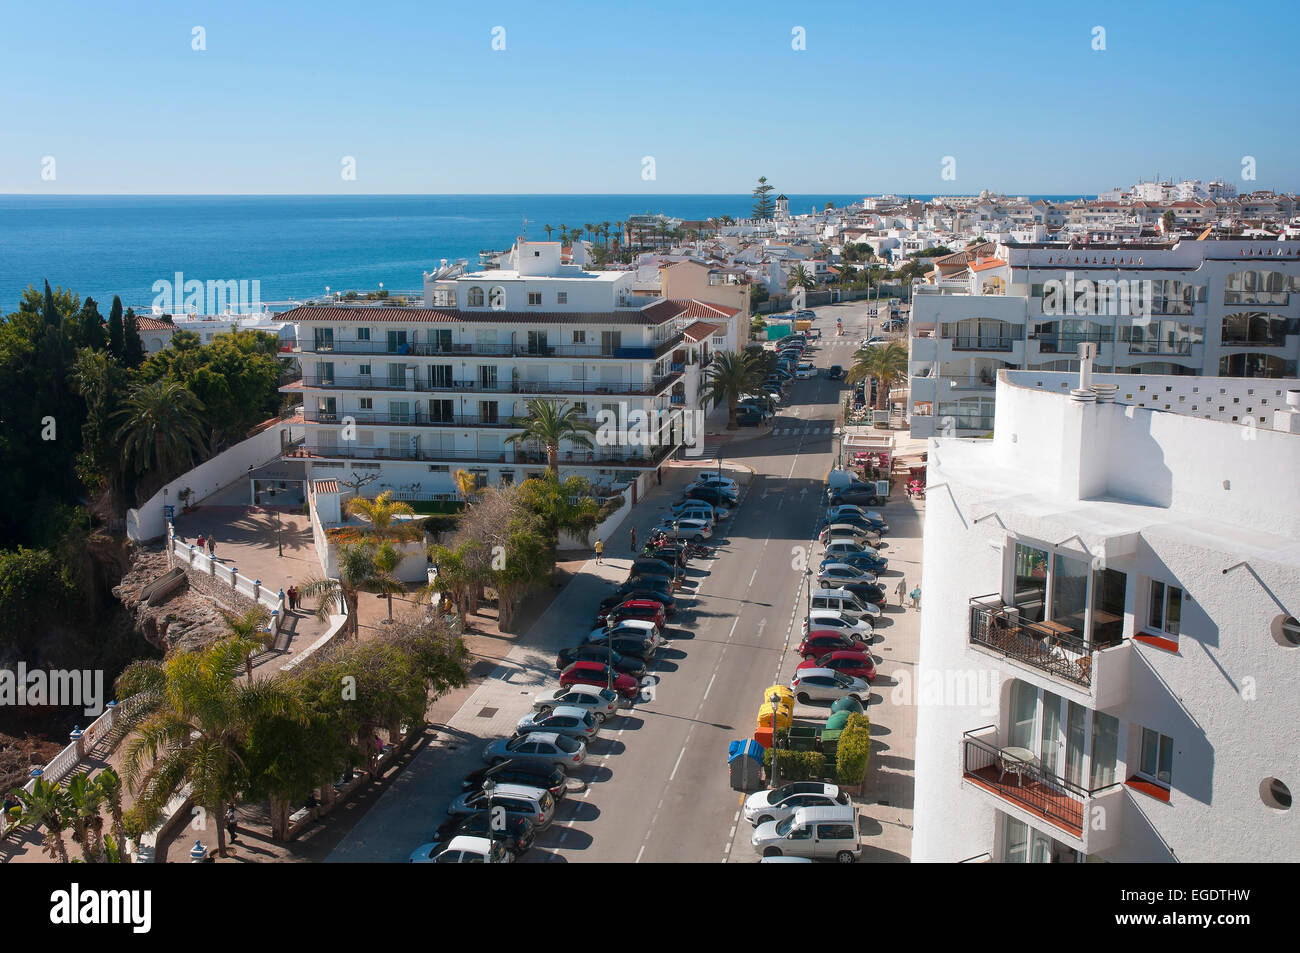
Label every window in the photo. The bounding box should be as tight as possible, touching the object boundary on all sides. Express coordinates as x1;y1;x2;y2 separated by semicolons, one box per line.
428;365;452;388
358;364;370;376
601;330;622;355
1147;580;1182;636
467;287;485;307
479;365;498;389
358;397;372;410
313;328;334;351
557;292;568;304
1139;728;1174;785
356;327;370;341
528;292;543;306
573;330;586;344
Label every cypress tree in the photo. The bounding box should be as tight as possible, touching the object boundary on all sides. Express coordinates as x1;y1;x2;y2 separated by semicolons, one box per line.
123;307;144;367
77;297;107;351
108;296;125;360
41;279;59;328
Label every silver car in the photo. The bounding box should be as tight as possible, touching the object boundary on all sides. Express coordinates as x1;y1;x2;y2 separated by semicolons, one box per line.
482;731;587;770
514;705;600;742
531;685;621;722
654;517;712;541
790;667;870;705
816;563;878;587
743;783;849;826
446;782;556;830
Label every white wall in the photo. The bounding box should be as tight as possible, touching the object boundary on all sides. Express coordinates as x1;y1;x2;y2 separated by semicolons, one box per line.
127;419;304;542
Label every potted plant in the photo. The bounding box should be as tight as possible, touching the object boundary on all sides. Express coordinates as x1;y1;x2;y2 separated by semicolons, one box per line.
177;487;194;513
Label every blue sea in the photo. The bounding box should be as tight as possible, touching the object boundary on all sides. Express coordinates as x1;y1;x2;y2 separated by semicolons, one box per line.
0;194;1091;313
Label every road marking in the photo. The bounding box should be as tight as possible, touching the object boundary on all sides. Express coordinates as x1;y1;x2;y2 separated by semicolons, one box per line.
703;671;717;701
636;845;646;864
748;567;757;586
669;746;687;782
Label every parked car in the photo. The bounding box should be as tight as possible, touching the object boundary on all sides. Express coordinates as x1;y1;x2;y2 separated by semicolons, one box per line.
447;782;557;830
626;569;678;593
653;517;712;541
463;762;568;800
819;524;881;546
751;806;861;863
737;407;765;426
798;630;872;659
596;599;666;629
826;506;887;530
559;661;641;699
670;499;730;520
822;539;875;559
801;610;873;640
482;731;587;769
631;556;683;583
588;618;662;651
834;580;886;607
827;487;884;508
826;365;845;380
584;632;657;663
530;685;621;724
820;512;884;535
598;588;676;617
790;668;870;705
743;782;848;826
795;363;816;379
556;644;645;677
817;563;878;586
411;834;514;864
438;812;537;856
515;704;602;741
825;550;889;574
693;473;739;492
797;650;876;681
684;485;737;508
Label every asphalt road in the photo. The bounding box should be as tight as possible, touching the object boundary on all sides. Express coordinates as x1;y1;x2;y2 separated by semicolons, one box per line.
524;302;882;863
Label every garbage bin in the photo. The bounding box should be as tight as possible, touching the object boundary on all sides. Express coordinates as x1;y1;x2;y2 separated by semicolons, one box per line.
728;739;765;792
831;696;865;715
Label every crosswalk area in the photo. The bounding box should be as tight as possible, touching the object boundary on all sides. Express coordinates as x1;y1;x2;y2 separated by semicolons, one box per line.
770;426;832;437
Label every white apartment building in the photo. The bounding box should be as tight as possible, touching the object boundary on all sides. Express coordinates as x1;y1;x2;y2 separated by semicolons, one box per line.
913;364;1300;863
280;240;697;500
908;239;1300;437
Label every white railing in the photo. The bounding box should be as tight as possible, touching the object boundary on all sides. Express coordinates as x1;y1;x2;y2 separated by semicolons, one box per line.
168;529;286;637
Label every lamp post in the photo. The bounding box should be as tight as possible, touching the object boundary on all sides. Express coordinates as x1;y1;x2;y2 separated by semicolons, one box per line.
482;777;498;849
769;690;782;790
275;509;283;557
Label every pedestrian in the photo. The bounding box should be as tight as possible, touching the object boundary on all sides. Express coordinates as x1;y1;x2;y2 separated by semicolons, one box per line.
278;588;285;610
910;585;921;610
289;586;298;610
656;469;662;486
629;526;637;554
207;536;216;559
896;578;907;606
225;805;238;844
196;534;206;552
594;538;604;564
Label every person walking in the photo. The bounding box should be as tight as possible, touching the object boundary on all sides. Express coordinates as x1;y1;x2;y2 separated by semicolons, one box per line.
909;585;921;610
594;538;604;565
207;536;216;559
895;577;907;606
288;585;298;611
197;534;206;552
225;805;239;845
629;526;637;554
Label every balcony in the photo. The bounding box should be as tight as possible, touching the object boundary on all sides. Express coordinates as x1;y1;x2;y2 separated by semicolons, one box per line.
949;335;1016;351
968;595;1124;689
961;726;1122;841
291;441;676;469
303;410;602;430
290;371;682;397
299;333;684;360
1036;333;1110;355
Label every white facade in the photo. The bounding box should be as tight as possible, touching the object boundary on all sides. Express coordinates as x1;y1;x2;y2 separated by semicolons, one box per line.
909;239;1300;437
912;369;1300;863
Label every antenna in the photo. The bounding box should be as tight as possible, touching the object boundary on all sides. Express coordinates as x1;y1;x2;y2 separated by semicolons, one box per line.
521;214;528;241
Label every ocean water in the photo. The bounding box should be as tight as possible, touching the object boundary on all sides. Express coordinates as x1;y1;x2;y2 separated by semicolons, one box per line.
0;193;1090;313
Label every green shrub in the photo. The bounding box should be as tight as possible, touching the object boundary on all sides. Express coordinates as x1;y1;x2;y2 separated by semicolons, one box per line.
835;713;871;786
763;747;825;781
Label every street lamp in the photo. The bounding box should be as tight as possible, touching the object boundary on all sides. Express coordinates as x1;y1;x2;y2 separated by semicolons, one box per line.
482;777;498;848
275;509;283;557
769;690;782;791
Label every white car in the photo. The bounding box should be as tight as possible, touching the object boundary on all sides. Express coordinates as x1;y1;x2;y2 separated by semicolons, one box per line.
587;618;663;651
743;782;849;826
795;363;816;379
654;517;712;541
693;473;739;493
802;610;873;640
532;685;621;721
791;667;870;705
410;835;514;864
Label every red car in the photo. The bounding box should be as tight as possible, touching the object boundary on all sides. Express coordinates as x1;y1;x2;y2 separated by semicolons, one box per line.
797;630;871;660
559;661;640;700
797;650;876;681
595;599;666;630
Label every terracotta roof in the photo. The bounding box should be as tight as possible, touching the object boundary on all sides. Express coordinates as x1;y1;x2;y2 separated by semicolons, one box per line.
682;321;722;342
969;258;1007;273
313;480;339;494
663;299;740;319
932;242;996;267
135;316;175;331
280;304;676;327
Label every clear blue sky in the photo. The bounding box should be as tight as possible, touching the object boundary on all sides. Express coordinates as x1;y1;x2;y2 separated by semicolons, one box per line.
2;0;1297;195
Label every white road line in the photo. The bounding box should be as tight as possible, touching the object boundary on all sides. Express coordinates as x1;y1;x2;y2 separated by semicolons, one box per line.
748;567;757;586
669;746;687;782
703;671;717;701
636;845;646;864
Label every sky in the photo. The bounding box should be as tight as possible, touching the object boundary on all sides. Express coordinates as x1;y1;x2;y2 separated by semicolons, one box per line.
2;0;1298;195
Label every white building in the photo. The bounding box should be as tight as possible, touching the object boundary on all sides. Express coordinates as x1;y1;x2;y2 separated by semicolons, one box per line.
913;361;1300;863
280;239;702;501
908;238;1300;437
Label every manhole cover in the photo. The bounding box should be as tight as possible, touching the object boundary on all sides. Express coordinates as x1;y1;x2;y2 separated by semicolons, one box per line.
477;707;498;718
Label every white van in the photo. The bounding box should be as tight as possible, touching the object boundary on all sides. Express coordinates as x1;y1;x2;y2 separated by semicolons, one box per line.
809;587;870;620
751;805;861;862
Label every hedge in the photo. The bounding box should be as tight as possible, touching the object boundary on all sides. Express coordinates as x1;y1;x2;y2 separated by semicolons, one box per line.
763;747;825;782
835;713;871;786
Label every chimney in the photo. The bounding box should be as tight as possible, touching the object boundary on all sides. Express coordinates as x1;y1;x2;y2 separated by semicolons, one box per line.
1274;389;1300;434
1070;342;1099;401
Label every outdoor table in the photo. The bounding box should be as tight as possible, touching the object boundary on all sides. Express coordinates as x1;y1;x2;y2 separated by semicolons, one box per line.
998;746;1038;787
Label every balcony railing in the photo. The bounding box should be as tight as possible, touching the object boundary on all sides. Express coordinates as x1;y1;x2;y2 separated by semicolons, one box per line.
1037;333;1110;354
295;372;682;397
961;727;1118;837
293;442;675;468
968;595;1122;688
301;332;684;360
304;410;601;430
950;336;1016;351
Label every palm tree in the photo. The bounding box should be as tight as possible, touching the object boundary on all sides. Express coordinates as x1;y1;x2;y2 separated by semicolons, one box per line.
453;468;478;503
701;350;762;429
115;379;207;478
221;605;272;678
613;221;623;248
505;399;596;477
543;224;554;242
14;777;71;862
848;342;909;413
345;489;419;542
370;541;407;623
787;264;816;291
558;224;569;246
96;768;128;861
601;221;611;247
299;541;384;640
116;636;303;858
65;773;106;862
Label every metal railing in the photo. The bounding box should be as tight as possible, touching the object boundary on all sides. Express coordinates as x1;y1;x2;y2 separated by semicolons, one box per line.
1037;333;1110;354
950;336;1017;351
304;410;581;429
961;726;1111;835
295;443;675;467
301;332;683;360
296;372;681;396
968;595;1122;688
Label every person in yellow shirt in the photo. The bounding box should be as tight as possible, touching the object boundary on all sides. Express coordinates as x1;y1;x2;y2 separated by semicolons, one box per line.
594;538;604;564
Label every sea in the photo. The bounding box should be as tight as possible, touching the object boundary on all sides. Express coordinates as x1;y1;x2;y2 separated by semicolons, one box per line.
0;193;1092;313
